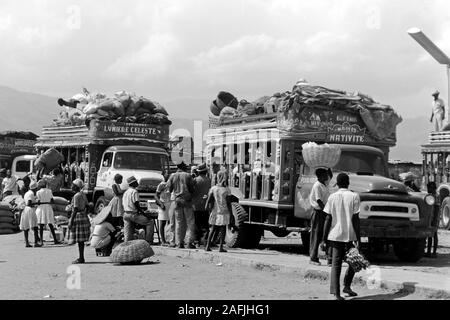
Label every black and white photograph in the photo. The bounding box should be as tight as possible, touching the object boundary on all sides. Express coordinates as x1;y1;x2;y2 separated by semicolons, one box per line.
0;0;449;311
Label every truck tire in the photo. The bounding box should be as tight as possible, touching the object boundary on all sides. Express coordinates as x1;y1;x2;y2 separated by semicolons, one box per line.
225;203;262;249
393;238;426;262
94;196;109;215
440;197;450;230
300;232;310;252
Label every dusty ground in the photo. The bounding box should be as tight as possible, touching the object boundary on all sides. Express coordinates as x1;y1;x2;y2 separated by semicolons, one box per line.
260;230;450;277
0;232;445;300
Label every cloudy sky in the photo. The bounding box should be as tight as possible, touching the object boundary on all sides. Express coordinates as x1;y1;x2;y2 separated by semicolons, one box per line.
0;0;449;120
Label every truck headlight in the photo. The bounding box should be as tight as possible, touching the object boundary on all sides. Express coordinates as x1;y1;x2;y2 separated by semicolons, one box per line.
425;195;435;206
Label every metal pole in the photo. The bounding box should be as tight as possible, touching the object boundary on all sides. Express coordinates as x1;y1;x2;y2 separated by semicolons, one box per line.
447;65;450;121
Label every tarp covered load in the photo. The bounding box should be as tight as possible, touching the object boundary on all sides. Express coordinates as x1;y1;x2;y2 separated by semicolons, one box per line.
54;88;171;127
210;79;402;143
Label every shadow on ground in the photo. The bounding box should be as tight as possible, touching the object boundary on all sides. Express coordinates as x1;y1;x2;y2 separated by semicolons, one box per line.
351;282;417;300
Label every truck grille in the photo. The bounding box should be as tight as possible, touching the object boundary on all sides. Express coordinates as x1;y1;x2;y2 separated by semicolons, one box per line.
370;206;409;213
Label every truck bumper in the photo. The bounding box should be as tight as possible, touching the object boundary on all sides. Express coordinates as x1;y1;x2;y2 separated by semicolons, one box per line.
360;224;436;238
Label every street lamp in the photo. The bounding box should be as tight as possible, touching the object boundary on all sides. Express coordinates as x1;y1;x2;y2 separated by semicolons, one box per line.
407;27;450;120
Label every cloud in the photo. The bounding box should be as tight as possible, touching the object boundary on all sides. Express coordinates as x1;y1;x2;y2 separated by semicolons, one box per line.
105;33;180;81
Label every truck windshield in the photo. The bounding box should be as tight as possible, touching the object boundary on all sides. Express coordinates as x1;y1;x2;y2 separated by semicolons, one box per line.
114;152;168;171
334;151;387;176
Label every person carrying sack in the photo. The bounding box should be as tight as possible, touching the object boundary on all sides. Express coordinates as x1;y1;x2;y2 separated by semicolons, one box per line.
321;173;361;300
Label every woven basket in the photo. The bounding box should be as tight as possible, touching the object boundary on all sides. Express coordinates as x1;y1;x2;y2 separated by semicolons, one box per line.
110;240;154;265
301;143;341;169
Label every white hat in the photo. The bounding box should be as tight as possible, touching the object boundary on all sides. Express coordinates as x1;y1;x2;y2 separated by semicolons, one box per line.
72;178;84;189
30;181;38;190
432;90;440;96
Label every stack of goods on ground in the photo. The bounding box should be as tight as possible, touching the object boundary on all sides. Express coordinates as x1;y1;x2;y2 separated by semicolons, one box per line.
0;202;18;234
209;79;402;141
54;87;171;127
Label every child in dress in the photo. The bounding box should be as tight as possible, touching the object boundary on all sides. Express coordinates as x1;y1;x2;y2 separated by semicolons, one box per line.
36;179;60;246
68;179;91;264
205;170;234;253
156;172;171;246
110;174;125;227
19;181;41;247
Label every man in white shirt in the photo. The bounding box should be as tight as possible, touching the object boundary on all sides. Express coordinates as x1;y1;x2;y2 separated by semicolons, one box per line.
308;168;331;265
321;173;361;300
430;90;445;132
2;170;19;197
122;176;154;243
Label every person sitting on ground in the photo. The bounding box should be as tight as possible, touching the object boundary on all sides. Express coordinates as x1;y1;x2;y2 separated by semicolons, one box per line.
19;181;41;248
426;182;439;258
204;170;236;253
36;179;61;246
90;209;119;256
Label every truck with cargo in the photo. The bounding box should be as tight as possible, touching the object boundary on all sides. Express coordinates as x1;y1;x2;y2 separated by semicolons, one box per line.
35;120;170;213
206;95;436;262
0;131;38;177
421;130;450;230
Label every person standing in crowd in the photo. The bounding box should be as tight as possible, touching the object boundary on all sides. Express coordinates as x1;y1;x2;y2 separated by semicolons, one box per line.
155;172;172;246
0;168;6;197
426;182;439;258
122;176;155;244
192;163;211;247
43;168;64;195
36;180;60;246
67;179;91;264
309;168;332;266
204;170;234;253
2;169;19;197
401;172;421;192
110;174;125;227
19;175;32;197
167;162;196;249
19;181;41;248
321;173;361;300
430;90;446;132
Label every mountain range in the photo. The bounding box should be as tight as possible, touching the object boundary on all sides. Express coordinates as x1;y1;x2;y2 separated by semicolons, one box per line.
0;85;430;162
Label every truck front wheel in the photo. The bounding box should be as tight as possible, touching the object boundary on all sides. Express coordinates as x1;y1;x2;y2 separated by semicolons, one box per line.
440;197;450;229
393;238;426;262
225;203;262;249
94;196;109;215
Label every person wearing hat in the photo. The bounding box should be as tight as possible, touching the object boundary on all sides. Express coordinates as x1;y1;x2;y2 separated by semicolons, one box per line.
400;172;420;192
191;166;198;179
67;178;91;264
122;176;155;244
89;207;118;256
155;171;172;246
19;181;41;248
36;179;60;246
430;90;446;132
191;163;211;247
320;173;361;300
166;161;196;249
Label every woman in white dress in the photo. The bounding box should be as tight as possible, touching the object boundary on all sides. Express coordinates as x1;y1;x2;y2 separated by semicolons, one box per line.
19;181;41;247
36;179;60;245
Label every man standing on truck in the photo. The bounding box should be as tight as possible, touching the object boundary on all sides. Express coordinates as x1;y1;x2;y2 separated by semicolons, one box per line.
122;176;155;244
430;90;446;132
321;173;361;300
167;162;196;249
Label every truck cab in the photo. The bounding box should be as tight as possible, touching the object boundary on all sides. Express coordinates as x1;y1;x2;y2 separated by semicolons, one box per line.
207;109;435;262
11;155;37;179
95;145;169;211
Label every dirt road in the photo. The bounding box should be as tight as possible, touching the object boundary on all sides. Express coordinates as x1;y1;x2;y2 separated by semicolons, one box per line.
0;233;443;300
